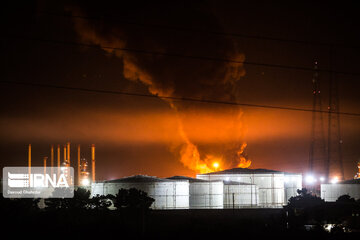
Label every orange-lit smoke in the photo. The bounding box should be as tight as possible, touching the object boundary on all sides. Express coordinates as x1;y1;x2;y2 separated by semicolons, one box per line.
69;6;250;173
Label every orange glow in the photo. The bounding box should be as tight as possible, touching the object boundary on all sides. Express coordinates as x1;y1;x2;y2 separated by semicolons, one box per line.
236;143;252;168
213;162;219;169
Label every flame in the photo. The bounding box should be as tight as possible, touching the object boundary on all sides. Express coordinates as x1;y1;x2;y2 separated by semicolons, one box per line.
236;143;252;168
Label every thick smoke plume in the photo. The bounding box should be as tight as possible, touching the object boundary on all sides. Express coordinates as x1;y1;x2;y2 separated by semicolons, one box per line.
68;2;250;173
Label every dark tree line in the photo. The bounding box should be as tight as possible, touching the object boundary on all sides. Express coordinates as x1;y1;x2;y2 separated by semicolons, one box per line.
285;188;360;233
43;187;154;210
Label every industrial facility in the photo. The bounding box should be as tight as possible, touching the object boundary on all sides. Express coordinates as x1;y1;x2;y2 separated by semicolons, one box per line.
197;168;302;208
27;143;95;187
90;168;303;209
92;175;189;209
321;179;360;202
24;143;360;209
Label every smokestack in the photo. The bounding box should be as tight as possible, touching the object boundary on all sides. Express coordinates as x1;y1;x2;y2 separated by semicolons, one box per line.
63;145;67;166
57;144;60;176
91;144;95;182
44;157;48;176
28;144;31;183
77;144;81;185
67;142;70;166
50;145;54;176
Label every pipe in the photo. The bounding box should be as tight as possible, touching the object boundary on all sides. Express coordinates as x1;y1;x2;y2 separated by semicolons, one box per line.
28;144;31;184
50;145;54;176
57;144;60;176
67;142;70;167
44;156;48;176
77;144;81;185
91;144;95;182
63;145;67;166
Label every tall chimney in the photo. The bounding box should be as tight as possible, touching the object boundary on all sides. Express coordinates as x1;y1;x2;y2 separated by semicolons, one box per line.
28;144;31;183
63;145;67;166
77;144;81;185
57;144;60;176
91;144;95;182
50;145;54;176
44;156;48;176
67;142;70;167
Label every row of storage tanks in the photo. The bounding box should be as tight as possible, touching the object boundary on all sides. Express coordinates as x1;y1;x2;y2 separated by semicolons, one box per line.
91;168;302;209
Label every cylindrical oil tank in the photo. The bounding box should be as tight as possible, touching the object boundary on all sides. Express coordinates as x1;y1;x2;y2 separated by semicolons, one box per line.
91;175;189;209
168;176;223;209
284;174;302;203
197;168;287;208
321;179;360;202
223;181;259;208
91;182;105;196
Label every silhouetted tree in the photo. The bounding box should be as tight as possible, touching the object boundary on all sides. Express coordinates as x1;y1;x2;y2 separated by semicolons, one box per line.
113;188;154;210
67;187;91;209
0;195;40;213
90;194;113;210
45;187;90;209
336;194;355;203
288;188;324;209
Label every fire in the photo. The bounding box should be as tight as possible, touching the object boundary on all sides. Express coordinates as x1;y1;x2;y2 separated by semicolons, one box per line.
236;143;252;168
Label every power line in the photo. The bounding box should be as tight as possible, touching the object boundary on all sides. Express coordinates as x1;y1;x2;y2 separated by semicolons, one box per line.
40;11;360;50
2;34;360;76
1;80;360;117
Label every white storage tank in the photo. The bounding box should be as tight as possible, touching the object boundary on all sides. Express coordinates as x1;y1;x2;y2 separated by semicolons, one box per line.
91;175;189;209
197;168;287;208
284;173;302;203
321;179;360;202
168;176;223;209
223;181;259;208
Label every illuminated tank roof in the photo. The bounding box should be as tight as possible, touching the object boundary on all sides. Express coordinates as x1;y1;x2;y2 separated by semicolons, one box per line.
200;168;282;175
200;168;300;175
167;176;222;182
105;175;186;183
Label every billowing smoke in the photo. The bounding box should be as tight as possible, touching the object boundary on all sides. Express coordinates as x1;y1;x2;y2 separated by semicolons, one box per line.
68;2;250;173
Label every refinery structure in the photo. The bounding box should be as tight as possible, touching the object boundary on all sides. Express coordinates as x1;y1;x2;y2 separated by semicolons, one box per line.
27;143;94;188
25;143;360;210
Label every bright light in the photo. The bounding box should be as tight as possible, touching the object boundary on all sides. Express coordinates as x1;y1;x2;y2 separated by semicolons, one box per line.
305;175;316;184
81;178;90;186
213;162;219;169
330;176;339;184
320;177;325;182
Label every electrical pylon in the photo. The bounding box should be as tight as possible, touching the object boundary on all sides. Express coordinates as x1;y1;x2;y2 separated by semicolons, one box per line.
309;61;327;178
326;67;344;181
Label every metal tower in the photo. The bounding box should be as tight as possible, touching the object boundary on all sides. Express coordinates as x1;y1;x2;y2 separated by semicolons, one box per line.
309;61;327;177
326;68;344;181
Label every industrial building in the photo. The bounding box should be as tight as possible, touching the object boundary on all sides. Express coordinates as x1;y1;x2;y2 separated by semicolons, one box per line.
91;175;189;209
223;181;259;208
321;179;360;202
90;168;303;209
197;168;303;207
167;176;224;209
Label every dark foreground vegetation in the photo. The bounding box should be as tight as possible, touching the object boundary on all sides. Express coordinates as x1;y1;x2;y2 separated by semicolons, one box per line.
2;188;360;239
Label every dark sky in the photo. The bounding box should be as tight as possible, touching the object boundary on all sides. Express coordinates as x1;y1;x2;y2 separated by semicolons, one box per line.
1;1;360;180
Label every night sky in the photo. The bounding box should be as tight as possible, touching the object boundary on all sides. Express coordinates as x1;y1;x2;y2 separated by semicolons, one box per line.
1;1;360;180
